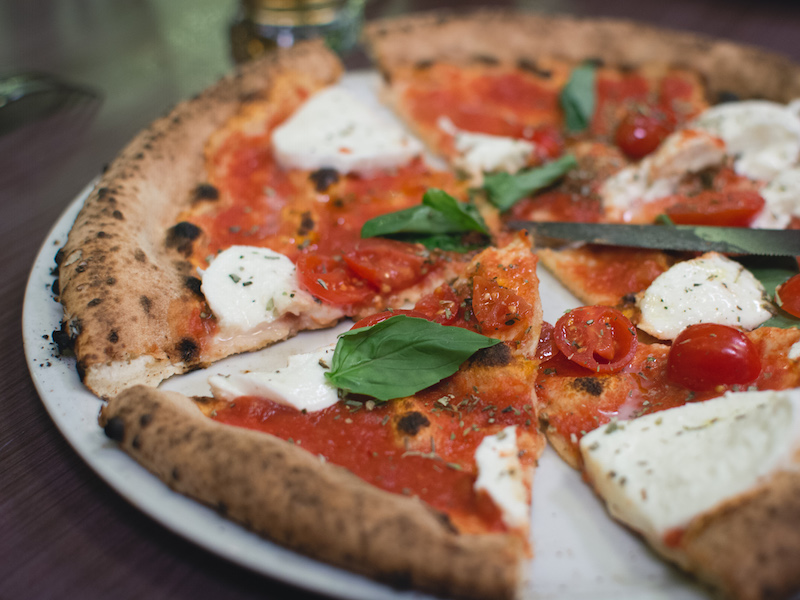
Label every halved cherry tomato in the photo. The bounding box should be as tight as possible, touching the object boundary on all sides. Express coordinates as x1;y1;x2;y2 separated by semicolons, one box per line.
295;251;374;307
665;190;766;227
343;238;427;293
535;321;556;362
776;273;800;318
554;306;638;373
472;275;534;335
528;125;564;162
667;323;761;391
614;110;673;159
414;283;459;325
350;309;430;330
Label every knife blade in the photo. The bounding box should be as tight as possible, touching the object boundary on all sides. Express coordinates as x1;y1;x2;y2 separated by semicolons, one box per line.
508;221;800;256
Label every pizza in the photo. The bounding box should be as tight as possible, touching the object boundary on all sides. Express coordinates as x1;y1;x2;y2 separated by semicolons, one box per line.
51;9;800;600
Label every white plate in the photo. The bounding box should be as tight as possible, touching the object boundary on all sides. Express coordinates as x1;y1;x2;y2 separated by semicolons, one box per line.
22;72;708;600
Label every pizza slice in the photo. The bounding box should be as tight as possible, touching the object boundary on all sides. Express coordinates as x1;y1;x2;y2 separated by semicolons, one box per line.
98;237;545;599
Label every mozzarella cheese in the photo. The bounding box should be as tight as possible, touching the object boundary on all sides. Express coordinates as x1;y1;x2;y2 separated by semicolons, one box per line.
692;100;800;181
271;86;423;175
208;344;339;412
636;252;772;340
201;245;316;334
474;426;530;531
580;388;800;548
751;166;800;229
438;116;534;178
790;341;800;361
601;130;725;222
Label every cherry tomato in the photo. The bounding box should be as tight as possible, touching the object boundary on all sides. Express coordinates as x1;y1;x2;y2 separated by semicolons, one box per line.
535;321;556;362
343;238;427;293
471;275;534;335
776;273;800;318
350;309;430;330
528;125;564;162
554;306;638;373
295;251;374;308
667;323;761;391
665;190;765;227
614;110;673;159
414;283;460;325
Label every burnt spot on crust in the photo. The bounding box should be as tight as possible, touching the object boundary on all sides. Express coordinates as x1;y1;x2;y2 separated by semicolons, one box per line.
177;337;199;362
472;54;499;66
185;276;204;298
217;502;229;516
103;416;125;442
139;413;153;428
140;295;152;315
51;278;60;296
52;321;76;356
309;168;339;192
414;59;435;71
166;221;202;256
517;58;552;79
572;377;605;397
76;360;86;382
192;183;219;203
396;411;431;436
297;211;315;237
717;90;741;104
468;343;512;368
132;434;141;450
87;298;103;308
106;277;116;286
433;510;458;534
54;247;65;267
108;330;119;344
97;231;108;239
112;209;124;220
134;249;147;263
171;467;181;481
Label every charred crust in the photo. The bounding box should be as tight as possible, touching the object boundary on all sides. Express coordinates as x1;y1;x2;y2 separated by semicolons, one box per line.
572;377;605;397
516;58;552;79
51;278;60;296
171;467;180;481
217;502;229;516
103;416;125;442
140;296;152;315
192;183;219;202
139;413;153;428
414;59;435;71
97;231;108;238
309;167;340;192
76;360;86;382
297;211;315;236
396;411;431;436
468;343;512;368
108;330;119;344
87;298;103;307
177;337;199;362
131;434;141;450
185;276;204;297
52;321;75;355
106;277;116;285
134;249;146;263
621;293;637;305
112;209;124;221
54;247;65;266
433;510;458;534
472;54;499;66
166;221;202;256
717;90;741;103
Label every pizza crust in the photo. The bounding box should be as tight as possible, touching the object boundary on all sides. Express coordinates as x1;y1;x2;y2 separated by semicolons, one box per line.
57;42;343;398
99;385;525;600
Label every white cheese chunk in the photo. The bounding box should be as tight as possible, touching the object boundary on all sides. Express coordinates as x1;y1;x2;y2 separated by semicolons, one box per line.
201;245;315;334
580;388;800;546
271;86;423;175
636;252;772;340
208;344;339;412
692;100;800;181
790;341;800;361
474;426;530;531
751;166;800;229
601;130;725;222
438;116;534;179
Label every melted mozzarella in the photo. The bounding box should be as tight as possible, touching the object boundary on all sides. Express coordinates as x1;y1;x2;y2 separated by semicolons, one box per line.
208;344;339;412
692;100;800;181
601;130;725;222
790;341;800;361
751;166;800;229
201;246;316;334
438;117;534;179
636;252;771;340
474;426;530;530
580;388;800;545
272;86;422;175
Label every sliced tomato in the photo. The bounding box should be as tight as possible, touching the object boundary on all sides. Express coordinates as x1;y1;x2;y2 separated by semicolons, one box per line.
296;251;374;308
665;190;765;227
350;309;430;330
528;124;564;162
535;321;556;362
776;274;800;318
414;283;460;325
343;238;427;294
471;275;534;334
614;110;673;159
667;323;761;391
554;306;637;373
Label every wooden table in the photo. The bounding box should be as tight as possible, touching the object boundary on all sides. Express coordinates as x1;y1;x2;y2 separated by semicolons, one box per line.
4;1;800;598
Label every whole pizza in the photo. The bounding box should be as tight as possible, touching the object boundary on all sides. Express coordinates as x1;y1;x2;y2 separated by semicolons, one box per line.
51;9;800;600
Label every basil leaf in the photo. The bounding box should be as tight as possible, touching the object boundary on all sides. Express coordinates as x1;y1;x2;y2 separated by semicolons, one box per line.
361;188;489;252
483;154;577;211
760;311;800;330
325;315;501;401
736;256;800;329
561;63;596;133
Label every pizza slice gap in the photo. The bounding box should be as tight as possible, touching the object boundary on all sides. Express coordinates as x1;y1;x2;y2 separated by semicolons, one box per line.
99;237;546;600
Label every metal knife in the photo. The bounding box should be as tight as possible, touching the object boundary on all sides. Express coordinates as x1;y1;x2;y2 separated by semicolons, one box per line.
508;221;800;256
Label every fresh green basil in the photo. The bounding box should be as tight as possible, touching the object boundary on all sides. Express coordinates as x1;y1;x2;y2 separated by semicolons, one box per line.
737;256;800;329
325;315;502;401
483;154;577;212
561;63;596;133
360;188;489;252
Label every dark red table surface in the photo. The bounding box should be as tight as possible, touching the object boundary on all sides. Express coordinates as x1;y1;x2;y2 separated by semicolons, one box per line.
4;1;800;598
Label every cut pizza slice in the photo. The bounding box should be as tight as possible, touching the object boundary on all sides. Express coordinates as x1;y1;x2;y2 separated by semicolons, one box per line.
98;237;545;599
